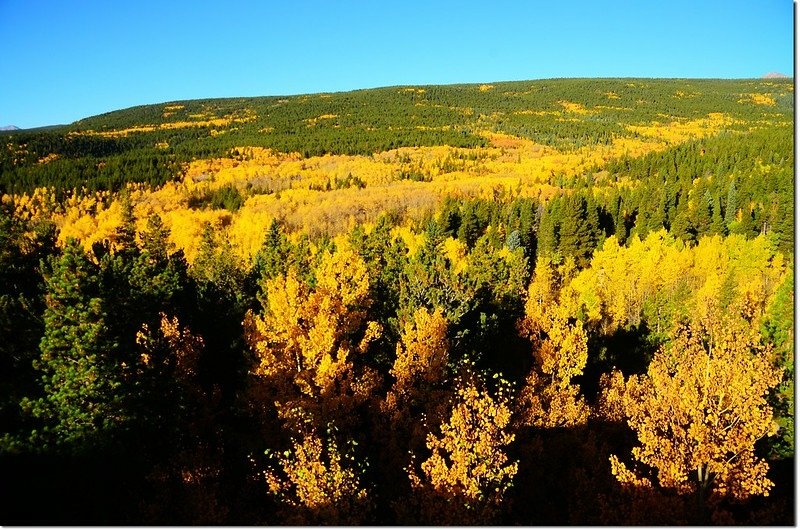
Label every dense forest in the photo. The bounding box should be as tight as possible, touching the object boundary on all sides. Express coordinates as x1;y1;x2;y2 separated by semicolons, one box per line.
0;78;794;524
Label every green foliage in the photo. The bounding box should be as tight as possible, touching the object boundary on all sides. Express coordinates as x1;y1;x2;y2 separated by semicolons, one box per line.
605;123;793;251
1;78;792;194
22;239;121;451
210;184;245;211
762;270;794;459
0;78;794;524
0;208;55;442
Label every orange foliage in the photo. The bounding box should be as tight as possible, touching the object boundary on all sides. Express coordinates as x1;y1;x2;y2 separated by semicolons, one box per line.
517;257;590;428
246;244;380;430
407;381;518;524
610;316;782;501
264;430;371;524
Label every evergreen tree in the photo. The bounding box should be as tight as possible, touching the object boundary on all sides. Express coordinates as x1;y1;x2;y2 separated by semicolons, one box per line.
692;189;714;237
670;206;696;244
769;191;794;255
458;206;481;249
537;200;559;259
24;239;120;451
140;213;171;264
614;196;628;245
114;192;137;253
724;180;737;226
252;219;292;288
0;210;54;439
710;196;726;236
558;194;596;268
438;198;461;238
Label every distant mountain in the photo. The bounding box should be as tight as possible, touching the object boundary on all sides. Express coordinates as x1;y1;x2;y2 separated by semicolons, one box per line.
0;78;794;194
0;125;20;131
763;72;790;79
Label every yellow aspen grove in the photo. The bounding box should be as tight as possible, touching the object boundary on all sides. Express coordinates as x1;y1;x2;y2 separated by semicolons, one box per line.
406;381;518;524
610;315;782;502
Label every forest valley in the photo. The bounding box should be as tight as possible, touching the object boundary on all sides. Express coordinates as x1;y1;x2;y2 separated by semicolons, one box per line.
0;78;794;524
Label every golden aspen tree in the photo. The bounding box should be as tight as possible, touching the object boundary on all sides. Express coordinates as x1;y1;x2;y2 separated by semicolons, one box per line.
520;257;560;337
610;316;782;503
263;429;371;525
245;244;380;430
517;257;590;428
389;307;449;396
593;369;627;423
135;314;228;524
406;380;518;524
376;306;452;514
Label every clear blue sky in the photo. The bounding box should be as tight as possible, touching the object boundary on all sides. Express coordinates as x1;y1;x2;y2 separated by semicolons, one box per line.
0;0;793;129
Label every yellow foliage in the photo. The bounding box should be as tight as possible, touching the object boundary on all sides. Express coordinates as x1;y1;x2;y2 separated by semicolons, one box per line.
593;369;627;422
626;113;739;144
442;237;467;274
72;110;256;138
247;245;379;428
136;313;204;383
518;257;590;428
611;317;782;500
390;307;449;394
264;431;370;524
408;382;518;524
570;232;785;336
8;103;749;265
559;101;593;115
738;93;776;106
37;153;60;164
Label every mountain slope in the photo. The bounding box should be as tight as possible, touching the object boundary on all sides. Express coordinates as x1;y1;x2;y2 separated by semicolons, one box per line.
0;78;793;194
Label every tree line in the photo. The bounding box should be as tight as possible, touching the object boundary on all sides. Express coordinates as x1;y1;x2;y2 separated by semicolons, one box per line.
0;188;793;524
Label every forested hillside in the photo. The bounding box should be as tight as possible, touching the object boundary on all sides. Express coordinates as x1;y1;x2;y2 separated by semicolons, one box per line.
0;78;794;525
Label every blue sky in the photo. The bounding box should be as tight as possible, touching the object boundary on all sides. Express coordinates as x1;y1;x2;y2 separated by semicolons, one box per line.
0;0;793;129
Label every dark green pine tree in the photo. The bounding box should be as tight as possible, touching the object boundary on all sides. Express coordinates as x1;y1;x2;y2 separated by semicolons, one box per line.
670;197;696;244
585;194;603;246
724;180;738;226
457;205;481;249
114;192;137;253
734;205;759;238
130;212;191;319
190;223;252;406
438;197;462;238
140;212;172;264
558;194;596;268
24;238;120;451
505;198;537;257
613;195;628;245
251;219;292;293
769;190;794;256
710;196;727;236
692;188;714;238
537;199;559;259
0;210;55;443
